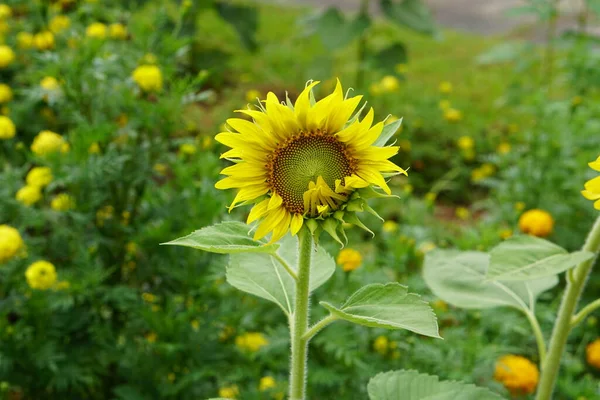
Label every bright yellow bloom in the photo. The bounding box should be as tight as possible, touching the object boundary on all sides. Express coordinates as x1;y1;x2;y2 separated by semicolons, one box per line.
132;65;163;92
380;75;400;92
88;142;101;154
26;167;53;188
33;31;55;51
438;81;453;94
514;201;526;212
16;185;42;206
109;23;128;40
259;376;276;391
582;155;600;210
51;193;75;211
519;209;554;238
383;220;398;233
443;108;462;122
0;225;24;264
245;89;261;102
0;45;14;68
215;80;407;242
86;22;107;39
456;136;474;151
497;142;511;155
31;130;67;155
179;143;197;155
424;192;437;203
25;261;58;290
494;355;539;395
96;205;114;226
218;385;239;399
235;332;268;352
438;100;451;110
586;338;600;369
336;248;362;272
40;76;60;91
17;32;34;49
142;292;156;303
455;206;470;220
0;4;11;19
0;84;12;103
373;336;389;355
49;15;71;33
0;115;15;139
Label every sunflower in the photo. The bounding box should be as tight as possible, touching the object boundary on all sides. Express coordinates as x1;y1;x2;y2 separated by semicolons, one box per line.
215;80;406;243
582;155;600;210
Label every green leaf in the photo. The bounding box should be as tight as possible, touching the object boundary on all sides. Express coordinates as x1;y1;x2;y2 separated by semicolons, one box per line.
320;283;440;338
475;42;528;65
371;42;408;74
368;370;505;400
276;234;335;292
227;252;294;316
374;118;403;147
314;8;371;50
215;2;258;51
162;221;279;254
423;250;558;311
380;0;436;35
487;235;594;281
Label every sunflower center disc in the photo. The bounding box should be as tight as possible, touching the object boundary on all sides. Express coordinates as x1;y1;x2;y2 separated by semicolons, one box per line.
268;132;354;214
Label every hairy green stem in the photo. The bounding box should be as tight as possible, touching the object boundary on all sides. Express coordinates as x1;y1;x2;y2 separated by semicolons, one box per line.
535;216;600;400
289;228;313;400
525;310;547;364
303;314;338;342
571;297;600;329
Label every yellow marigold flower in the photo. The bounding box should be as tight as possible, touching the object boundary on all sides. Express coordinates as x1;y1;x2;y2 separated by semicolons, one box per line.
438;100;451;110
0;4;11;19
88;142;100;154
259;376;276;391
497;142;511;155
31;130;67;155
190;319;200;330
336;248;362;272
215;80;407;242
443;108;462;123
49;15;70;33
142;53;158;64
380;75;400;92
245;89;261;102
456;136;474;151
0;84;12;103
132;65;163;92
96;205;114;226
219;385;239;399
494;355;539;395
438;81;453;94
519;209;554;238
514;201;526;212
153;163;168;176
34;31;55;51
235;332;268;352
109;23;128;40
481;163;495;176
0;115;15;139
179;143;197;155
369;82;383;96
17;32;34;49
0;225;24;264
26;167;53;188
142;292;156;303
40;77;60;92
145;332;157;343
51;193;75;211
383;220;398;233
432;299;448;312
499;229;513;239
455;206;470;220
25;261;58;290
373;336;389;355
16;185;42;206
582;155;600;210
0;45;15;68
424;192;437;203
586;338;600;369
201;136;212;149
86;22;107;39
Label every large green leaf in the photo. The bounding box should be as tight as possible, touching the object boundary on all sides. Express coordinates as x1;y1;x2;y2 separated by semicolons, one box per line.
320;283;440;338
368;370;505;400
423;250;558;311
276;234;335;293
215;2;258;51
227;252;295;316
162;221;279;254
487;235;594;281
314;8;372;50
371;42;408;74
380;0;436;35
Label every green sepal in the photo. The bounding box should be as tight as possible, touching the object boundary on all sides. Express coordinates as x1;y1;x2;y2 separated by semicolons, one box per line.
344;212;374;237
364;204;384;221
333;210;345;222
346;199;365;213
323;218;345;246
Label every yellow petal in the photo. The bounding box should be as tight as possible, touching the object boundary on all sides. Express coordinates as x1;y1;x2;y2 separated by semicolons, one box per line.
290;214;304;236
584;176;600;192
357;168;391;194
268;192;283;210
295;81;320;130
220;163;266;178
325;95;363;134
215;176;265;189
229;185;269;211
247;198;270;224
270;211;292;243
589;156;600;171
582;189;600;200
254;206;287;240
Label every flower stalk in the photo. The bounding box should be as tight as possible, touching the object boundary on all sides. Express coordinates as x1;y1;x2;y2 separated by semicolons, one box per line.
289;227;313;400
535;215;600;400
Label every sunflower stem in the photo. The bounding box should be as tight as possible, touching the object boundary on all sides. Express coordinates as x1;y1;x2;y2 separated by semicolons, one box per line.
535;215;600;400
289;227;313;400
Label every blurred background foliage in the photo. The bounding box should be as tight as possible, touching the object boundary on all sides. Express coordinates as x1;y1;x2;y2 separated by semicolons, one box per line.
0;0;599;399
